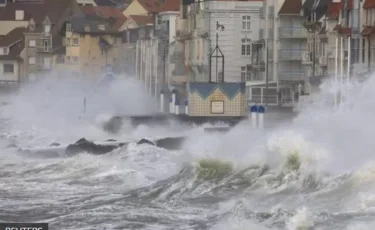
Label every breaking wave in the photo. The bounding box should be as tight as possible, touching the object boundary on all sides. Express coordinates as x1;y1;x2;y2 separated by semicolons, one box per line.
1;74;375;229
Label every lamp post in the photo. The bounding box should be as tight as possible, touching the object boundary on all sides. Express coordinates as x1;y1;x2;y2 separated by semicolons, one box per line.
209;21;225;83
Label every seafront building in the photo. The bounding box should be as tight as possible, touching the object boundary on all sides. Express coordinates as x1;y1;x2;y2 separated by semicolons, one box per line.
0;0;373;114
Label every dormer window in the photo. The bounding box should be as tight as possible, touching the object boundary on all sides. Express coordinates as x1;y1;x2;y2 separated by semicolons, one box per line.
98;24;105;31
84;25;90;32
29;24;35;31
66;23;72;32
1;48;8;55
44;24;51;34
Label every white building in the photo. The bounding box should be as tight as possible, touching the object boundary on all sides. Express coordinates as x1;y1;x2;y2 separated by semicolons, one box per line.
248;0;308;107
183;0;263;83
134;4;180;100
0;27;25;84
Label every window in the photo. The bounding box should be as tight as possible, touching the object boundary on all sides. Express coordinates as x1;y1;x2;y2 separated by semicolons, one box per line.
66;56;71;64
28;40;36;47
73;38;79;46
28;57;36;65
44;24;51;33
3;64;14;73
56;55;64;64
157;15;162;24
43;40;49;51
101;48;106;56
98;24;105;31
242;15;251;31
66;38;71;46
241;66;251;82
241;38;251;56
72;56;79;64
66;23;71;32
211;101;224;114
2;48;8;55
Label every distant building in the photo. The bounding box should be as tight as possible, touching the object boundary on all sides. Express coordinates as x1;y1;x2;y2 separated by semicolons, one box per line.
361;0;375;71
21;0;81;80
0;27;25;83
60;13;124;80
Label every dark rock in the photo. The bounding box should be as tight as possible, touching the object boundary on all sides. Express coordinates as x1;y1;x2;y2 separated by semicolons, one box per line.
65;138;120;156
103;116;123;134
137;138;155;146
106;139;117;142
155;137;185;150
50;142;60;146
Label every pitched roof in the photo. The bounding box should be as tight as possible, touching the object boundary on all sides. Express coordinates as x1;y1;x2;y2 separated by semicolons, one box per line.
157;0;179;12
137;0;163;13
279;0;302;15
327;2;341;20
68;15;121;34
80;6;127;30
364;0;375;9
129;15;153;26
0;27;26;47
0;1;73;24
0;27;26;61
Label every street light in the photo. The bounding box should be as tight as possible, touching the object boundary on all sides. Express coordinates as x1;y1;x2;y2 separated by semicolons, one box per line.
209;21;225;83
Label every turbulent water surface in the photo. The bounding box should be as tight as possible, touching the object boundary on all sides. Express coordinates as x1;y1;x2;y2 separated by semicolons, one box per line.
1;76;375;230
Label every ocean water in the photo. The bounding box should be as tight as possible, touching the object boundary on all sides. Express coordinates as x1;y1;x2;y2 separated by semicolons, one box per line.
1;75;375;230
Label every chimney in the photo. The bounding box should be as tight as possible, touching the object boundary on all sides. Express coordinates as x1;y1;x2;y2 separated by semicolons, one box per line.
15;10;24;20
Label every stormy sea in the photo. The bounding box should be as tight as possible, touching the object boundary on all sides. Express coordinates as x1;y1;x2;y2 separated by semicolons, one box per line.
1;74;375;230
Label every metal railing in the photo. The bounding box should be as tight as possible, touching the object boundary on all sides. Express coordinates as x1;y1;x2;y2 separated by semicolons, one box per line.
278;49;307;60
278;71;305;81
279;27;307;38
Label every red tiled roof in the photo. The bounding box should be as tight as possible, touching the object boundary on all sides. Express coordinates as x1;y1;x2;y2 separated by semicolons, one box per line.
0;27;26;47
129;15;153;26
364;0;375;8
279;0;301;15
157;0;179;12
137;0;162;13
0;1;73;23
346;0;353;10
80;6;127;30
333;24;352;35
361;26;375;36
327;2;341;20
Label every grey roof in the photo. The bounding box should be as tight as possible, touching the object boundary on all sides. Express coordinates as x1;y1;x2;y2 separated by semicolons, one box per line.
68;15;120;34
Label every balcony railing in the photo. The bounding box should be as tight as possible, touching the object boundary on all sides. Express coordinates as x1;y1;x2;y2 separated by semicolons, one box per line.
37;46;53;52
279;27;307;38
278;49;307;61
278;71;305;81
176;19;191;40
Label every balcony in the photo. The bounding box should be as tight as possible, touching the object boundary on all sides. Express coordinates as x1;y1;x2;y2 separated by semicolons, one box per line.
278;49;306;61
37;46;53;52
251;60;265;71
301;51;312;64
279;27;307;39
278;71;305;81
175;19;191;40
319;56;327;66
